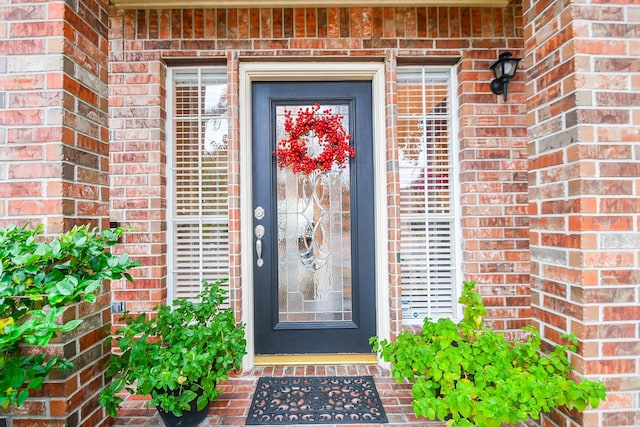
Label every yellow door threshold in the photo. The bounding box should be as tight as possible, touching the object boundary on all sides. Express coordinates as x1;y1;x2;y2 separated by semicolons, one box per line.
254;353;378;366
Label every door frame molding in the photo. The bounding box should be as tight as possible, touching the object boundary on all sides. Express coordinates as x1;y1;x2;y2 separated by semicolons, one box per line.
239;62;389;369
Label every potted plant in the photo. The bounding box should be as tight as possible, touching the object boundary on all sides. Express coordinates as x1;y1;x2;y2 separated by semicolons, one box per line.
372;281;607;427
99;279;246;427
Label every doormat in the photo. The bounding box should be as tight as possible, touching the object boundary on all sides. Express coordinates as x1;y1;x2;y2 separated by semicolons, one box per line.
246;376;388;425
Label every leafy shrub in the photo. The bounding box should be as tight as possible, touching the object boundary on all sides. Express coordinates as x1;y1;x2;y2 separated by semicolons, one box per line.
99;279;246;418
0;224;139;409
372;281;607;427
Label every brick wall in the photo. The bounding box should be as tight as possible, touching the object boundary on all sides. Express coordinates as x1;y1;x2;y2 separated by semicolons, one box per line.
0;0;112;426
108;8;170;316
0;0;110;233
524;0;639;425
108;3;529;340
4;0;637;425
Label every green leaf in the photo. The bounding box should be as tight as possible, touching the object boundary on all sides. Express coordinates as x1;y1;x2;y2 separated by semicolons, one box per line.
50;239;61;255
55;276;77;296
180;389;197;405
458;398;472;418
8;367;26;388
61;319;83;333
28;376;44;391
196;394;208;411
118;253;131;265
16;389;29;407
73;234;87;246
35;242;49;256
589;395;602;409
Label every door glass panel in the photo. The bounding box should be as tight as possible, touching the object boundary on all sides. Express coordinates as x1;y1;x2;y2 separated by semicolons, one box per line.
275;104;352;323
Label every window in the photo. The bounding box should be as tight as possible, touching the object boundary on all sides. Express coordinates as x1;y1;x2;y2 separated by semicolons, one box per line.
168;67;229;301
397;66;461;325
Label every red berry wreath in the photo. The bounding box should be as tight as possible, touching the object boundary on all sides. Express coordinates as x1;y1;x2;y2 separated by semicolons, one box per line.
274;103;354;175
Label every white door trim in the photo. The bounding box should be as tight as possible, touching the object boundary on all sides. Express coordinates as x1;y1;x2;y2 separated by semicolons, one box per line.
239;62;389;369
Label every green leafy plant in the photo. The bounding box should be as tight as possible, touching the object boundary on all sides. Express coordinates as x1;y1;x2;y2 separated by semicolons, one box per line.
99;279;246;419
0;223;139;409
372;281;607;427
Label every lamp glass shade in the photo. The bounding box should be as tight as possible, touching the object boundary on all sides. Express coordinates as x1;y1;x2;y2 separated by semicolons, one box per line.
490;61;504;79
502;59;519;78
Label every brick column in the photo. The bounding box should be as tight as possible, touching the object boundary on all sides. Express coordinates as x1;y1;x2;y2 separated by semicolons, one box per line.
108;7;168;319
0;1;112;426
524;0;639;425
457;41;531;335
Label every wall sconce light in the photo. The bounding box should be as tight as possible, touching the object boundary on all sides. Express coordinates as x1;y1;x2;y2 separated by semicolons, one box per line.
490;52;521;101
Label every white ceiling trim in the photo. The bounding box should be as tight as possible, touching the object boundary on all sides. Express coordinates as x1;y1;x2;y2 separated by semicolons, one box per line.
113;0;510;10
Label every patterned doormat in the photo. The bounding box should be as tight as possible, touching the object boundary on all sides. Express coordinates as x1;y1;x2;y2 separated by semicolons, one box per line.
246;376;388;425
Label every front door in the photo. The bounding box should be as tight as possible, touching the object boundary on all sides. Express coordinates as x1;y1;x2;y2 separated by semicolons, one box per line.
252;81;375;354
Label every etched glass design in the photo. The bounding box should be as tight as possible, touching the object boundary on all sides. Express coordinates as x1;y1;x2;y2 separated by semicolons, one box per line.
275;104;352;323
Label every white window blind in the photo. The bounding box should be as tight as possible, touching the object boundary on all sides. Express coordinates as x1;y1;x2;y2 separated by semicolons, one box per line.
168;68;229;302
397;67;460;325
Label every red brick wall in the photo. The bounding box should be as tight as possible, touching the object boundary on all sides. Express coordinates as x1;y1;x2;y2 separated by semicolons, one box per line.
108;3;529;340
108;8;170;315
524;0;639;425
0;0;112;426
0;0;634;425
0;0;110;233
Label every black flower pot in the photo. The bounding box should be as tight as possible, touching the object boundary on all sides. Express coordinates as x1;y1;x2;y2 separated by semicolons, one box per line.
155;386;211;427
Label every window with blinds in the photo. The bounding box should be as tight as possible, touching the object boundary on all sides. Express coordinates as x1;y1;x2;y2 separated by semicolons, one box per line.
168;68;229;302
397;67;461;325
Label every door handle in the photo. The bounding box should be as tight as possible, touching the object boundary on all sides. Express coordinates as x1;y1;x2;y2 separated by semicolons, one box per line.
255;224;265;267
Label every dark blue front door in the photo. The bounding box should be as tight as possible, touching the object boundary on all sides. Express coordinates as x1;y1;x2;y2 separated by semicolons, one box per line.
252;81;375;354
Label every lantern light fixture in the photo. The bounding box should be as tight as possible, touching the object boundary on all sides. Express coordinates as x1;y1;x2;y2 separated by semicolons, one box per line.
490;52;522;101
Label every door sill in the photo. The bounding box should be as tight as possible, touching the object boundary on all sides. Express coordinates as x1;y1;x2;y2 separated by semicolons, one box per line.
254;353;378;366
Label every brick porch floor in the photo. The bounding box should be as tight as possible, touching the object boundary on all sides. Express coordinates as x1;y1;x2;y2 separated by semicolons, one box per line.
112;364;445;427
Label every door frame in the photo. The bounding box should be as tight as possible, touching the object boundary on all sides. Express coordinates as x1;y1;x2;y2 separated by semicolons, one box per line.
239;62;389;369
